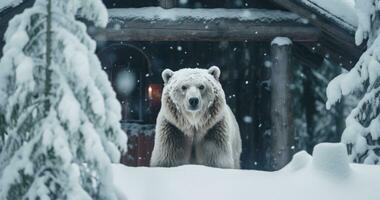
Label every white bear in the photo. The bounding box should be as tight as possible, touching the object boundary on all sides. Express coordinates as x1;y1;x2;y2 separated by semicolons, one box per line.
150;66;242;169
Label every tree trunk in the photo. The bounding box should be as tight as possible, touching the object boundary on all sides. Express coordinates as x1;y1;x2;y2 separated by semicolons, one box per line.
269;38;294;170
44;0;52;115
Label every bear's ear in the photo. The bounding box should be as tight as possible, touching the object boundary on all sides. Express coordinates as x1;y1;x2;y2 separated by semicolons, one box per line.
162;69;174;83
208;66;221;80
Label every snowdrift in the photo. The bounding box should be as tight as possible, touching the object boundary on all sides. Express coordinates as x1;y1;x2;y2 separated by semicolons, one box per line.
112;143;380;200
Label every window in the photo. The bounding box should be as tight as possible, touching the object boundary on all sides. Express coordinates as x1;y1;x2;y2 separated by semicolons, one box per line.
98;43;153;122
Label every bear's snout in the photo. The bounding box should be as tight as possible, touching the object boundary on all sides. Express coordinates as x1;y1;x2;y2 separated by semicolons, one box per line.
189;97;199;109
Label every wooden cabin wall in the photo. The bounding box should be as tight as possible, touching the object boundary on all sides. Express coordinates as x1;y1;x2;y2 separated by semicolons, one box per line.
96;40;350;170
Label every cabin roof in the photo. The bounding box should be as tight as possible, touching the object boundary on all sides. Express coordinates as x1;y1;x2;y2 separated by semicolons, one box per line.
0;0;364;68
291;0;357;29
271;0;364;65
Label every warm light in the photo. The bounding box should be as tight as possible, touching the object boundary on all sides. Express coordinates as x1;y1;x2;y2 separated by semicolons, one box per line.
147;84;162;104
148;85;153;99
147;84;162;122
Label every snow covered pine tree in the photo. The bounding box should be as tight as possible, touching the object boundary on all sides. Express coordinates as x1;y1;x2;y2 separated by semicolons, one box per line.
0;0;127;199
326;0;380;164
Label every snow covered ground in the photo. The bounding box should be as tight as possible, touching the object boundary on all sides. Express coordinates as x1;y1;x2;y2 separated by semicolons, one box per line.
112;143;380;200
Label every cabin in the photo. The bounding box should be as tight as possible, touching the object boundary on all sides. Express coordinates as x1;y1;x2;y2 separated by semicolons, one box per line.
0;0;362;170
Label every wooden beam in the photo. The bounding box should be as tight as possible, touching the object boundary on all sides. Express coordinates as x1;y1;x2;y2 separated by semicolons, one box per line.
159;0;177;9
91;25;320;42
89;8;321;42
269;37;294;170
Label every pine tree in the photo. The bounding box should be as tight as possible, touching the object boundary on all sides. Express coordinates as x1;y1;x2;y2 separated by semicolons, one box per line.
0;0;127;199
326;0;380;164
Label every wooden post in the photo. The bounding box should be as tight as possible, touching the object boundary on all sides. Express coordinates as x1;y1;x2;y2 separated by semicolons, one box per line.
269;37;294;170
159;0;176;8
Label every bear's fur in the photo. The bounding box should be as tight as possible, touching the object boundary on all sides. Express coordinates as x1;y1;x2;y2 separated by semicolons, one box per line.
150;66;242;169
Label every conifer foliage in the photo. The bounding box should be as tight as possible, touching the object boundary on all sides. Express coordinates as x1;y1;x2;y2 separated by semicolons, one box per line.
0;0;127;199
326;0;380;164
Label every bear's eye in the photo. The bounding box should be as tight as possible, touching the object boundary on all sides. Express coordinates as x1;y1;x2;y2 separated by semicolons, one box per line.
199;85;205;90
181;85;187;90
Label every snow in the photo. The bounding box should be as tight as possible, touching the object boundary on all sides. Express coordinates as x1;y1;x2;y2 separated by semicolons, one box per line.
354;0;374;45
325;74;343;110
271;37;292;46
57;91;81;132
63;40;91;89
369;115;380;140
0;0;24;12
312;143;350;177
325;35;380;110
301;0;357;27
15;56;34;85
112;143;380;200
108;7;303;23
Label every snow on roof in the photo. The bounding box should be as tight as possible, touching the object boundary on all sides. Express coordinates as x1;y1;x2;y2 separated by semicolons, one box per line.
108;7;304;23
300;0;357;28
271;37;293;46
112;143;380;200
0;0;24;13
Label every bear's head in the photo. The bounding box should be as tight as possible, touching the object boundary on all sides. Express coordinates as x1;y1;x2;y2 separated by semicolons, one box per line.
161;66;226;128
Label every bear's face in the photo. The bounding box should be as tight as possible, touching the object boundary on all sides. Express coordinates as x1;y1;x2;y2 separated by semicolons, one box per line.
161;66;222;124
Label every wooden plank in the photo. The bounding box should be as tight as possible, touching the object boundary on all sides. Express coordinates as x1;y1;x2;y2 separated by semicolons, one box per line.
89;9;321;42
269;38;294;170
91;26;320;42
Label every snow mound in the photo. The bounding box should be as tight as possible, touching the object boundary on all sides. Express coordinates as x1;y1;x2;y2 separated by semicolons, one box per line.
312;143;351;178
281;150;311;172
112;143;380;200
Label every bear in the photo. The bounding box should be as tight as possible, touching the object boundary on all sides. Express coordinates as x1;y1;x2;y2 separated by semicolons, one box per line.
150;66;242;169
